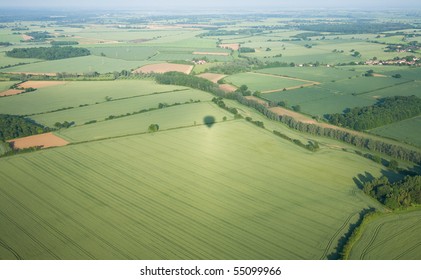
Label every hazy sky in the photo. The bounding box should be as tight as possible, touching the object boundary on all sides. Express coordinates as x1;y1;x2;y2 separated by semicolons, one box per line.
1;0;421;9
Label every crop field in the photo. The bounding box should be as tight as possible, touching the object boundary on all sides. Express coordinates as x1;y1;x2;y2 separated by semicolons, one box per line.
1;10;421;263
224;72;308;92
133;63;193;74
0;55;149;74
31;89;214;127
0;80;186;116
370;116;421;147
88;46;159;61
349;210;421;260
319;76;413;95
56;102;231;142
0;52;41;68
256;67;358;83
261;85;377;115
0;120;384;259
0;81;16;92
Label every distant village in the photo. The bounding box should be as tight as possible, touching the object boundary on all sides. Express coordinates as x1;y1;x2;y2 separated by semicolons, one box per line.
365;56;420;66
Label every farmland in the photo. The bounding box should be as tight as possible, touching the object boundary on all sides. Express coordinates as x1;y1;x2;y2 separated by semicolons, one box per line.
0;80;187;116
224;72;311;93
0;8;421;262
349;210;421;260
370;116;421;147
0;120;384;259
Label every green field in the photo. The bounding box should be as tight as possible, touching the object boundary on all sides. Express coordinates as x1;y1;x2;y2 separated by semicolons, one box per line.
261;71;419;116
224;72;307;92
56;102;232;142
0;55;149;74
256;67;358;83
0;80;186;116
0;120;384;259
370;116;421;147
31;89;214;127
0;81;16;92
1;11;420;262
349;210;421;260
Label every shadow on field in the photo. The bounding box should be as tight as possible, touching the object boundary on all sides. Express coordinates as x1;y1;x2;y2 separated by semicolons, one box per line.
203;116;216;128
352;172;375;190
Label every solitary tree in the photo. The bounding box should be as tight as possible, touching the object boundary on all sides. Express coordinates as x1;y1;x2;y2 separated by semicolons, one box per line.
148;124;159;133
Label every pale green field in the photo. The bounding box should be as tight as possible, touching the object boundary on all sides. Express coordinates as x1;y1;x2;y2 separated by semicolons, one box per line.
0;52;41;68
349;210;421;260
0;81;16;92
224;72;306;92
56;102;231;142
0;55;149;74
370;116;421;148
88;46;158;61
0;120;383;259
256;67;358;83
0;80;186;115
31;89;214;126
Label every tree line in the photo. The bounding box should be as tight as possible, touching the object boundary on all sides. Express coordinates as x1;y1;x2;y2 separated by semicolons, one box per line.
363;175;421;209
6;46;91;60
325;96;421;131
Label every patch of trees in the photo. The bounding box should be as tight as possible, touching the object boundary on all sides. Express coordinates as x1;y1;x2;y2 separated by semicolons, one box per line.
200;28;263;37
0;42;12;46
54;121;75;129
363;175;421;209
0;142;42;158
273;130;319;152
25;31;52;41
245;117;265;128
50;41;79;46
236;85;252;96
6;46;91;60
156;72;226;97
239;47;255;53
298;22;413;34
325;96;421;131
291;32;322;39
0;114;49;141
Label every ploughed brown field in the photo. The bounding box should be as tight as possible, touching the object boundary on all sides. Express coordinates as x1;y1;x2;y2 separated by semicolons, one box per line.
8;133;69;149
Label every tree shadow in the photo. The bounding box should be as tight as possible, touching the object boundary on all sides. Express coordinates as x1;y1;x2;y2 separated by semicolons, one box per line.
327;207;376;260
353;172;375;190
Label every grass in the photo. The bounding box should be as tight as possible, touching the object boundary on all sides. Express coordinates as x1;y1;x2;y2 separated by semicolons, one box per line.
224;72;306;92
0;80;187;116
349;209;421;260
369;116;421;148
0;120;384;259
31;89;214;127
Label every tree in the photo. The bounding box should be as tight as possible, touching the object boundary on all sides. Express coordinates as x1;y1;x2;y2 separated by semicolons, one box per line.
148;124;159;133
